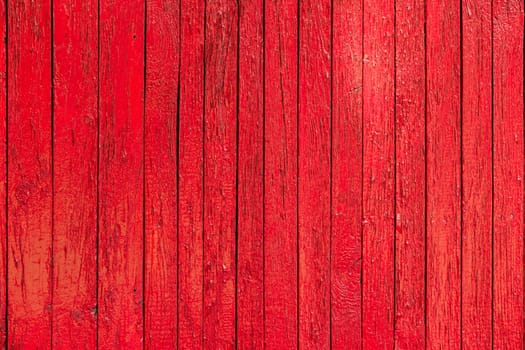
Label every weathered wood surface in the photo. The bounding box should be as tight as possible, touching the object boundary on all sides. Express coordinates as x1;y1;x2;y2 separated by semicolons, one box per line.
0;0;521;348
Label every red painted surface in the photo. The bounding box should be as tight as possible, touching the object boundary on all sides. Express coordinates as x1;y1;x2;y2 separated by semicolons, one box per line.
178;0;205;347
0;0;523;349
53;0;98;347
8;0;52;347
394;0;425;347
331;0;362;347
493;1;524;349
264;0;298;347
203;0;237;347
362;0;395;348
237;0;264;347
298;0;331;348
426;0;461;349
98;0;144;347
461;0;492;348
145;0;179;346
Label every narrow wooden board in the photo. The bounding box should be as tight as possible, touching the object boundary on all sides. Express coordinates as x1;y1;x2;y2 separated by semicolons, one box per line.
7;0;52;346
264;0;298;347
237;0;264;347
98;0;144;347
394;0;425;347
178;0;205;347
52;0;98;347
298;0;331;347
426;0;461;348
461;0;493;348
0;1;6;346
493;0;524;348
331;0;362;347
203;0;238;347
362;0;395;347
145;0;179;346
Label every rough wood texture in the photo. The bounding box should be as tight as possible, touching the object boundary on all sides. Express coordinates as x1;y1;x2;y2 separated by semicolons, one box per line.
178;0;205;347
331;0;362;347
237;0;264;347
426;0;461;348
7;0;52;346
263;0;298;347
203;0;238;347
493;1;524;348
145;0;179;346
0;1;523;348
362;0;395;348
298;0;331;348
0;2;6;347
98;0;144;347
394;0;425;348
52;0;98;347
461;0;492;348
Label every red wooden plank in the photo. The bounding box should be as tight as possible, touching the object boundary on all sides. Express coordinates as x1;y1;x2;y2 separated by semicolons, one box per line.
237;0;263;347
394;0;425;347
362;0;395;347
461;0;492;348
203;0;238;347
98;0;144;347
493;1;524;348
298;0;331;347
426;0;461;348
52;0;98;347
178;0;205;347
0;1;6;347
7;0;52;346
263;0;298;347
144;0;179;346
331;0;362;347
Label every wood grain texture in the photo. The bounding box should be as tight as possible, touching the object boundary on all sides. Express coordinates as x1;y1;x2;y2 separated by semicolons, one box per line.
331;0;362;347
394;0;425;348
178;0;205;347
7;0;52;346
461;0;492;348
426;0;461;348
394;0;426;349
298;0;331;347
145;0;179;346
237;0;264;347
263;0;298;347
493;0;524;348
52;0;98;347
203;0;238;347
0;1;6;347
98;0;144;347
362;0;395;348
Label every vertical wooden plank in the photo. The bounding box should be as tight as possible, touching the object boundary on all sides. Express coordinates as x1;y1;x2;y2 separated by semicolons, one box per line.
263;0;298;347
493;0;524;348
426;0;461;348
0;0;6;346
237;0;263;347
7;0;52;346
144;0;179;347
394;0;425;348
52;0;98;347
461;0;492;348
362;0;395;347
331;0;362;347
203;0;238;347
98;0;144;347
298;0;330;347
178;0;205;347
